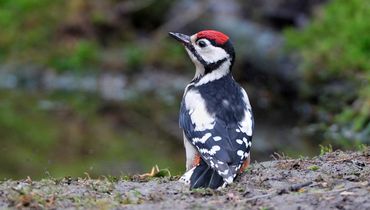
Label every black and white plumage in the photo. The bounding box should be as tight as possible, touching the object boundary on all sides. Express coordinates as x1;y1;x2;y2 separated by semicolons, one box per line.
169;30;254;189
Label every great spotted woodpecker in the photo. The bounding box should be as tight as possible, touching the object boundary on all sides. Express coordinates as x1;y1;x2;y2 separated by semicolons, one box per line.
169;30;254;189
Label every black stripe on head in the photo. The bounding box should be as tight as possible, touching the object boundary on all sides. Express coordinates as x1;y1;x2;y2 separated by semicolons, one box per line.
204;58;227;74
195;38;235;63
192;38;235;72
186;42;234;76
185;44;207;66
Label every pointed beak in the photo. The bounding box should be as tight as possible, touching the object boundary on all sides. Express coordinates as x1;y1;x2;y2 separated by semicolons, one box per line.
169;32;191;46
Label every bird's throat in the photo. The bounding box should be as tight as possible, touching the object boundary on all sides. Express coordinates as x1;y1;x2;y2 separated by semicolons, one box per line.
193;59;231;86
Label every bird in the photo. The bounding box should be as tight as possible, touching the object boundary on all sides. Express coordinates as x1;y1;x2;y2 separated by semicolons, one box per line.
169;30;254;189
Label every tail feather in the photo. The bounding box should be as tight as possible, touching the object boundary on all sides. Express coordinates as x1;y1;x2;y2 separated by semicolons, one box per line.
189;159;226;189
207;170;224;189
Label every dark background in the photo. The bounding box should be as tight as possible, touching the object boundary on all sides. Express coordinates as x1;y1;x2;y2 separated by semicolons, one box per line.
0;0;368;179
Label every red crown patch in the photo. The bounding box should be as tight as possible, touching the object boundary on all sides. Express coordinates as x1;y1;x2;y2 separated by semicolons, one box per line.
196;30;229;45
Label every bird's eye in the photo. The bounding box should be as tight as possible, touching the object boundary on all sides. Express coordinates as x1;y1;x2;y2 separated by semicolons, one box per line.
197;40;207;48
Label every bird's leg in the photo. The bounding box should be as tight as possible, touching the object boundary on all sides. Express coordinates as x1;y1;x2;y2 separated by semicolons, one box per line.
239;156;250;173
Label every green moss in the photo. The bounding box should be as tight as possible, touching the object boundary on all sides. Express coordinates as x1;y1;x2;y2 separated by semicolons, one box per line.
285;0;370;145
307;165;320;171
319;144;333;156
49;40;99;72
0;0;63;62
0;90;183;179
124;44;146;71
0;0;191;72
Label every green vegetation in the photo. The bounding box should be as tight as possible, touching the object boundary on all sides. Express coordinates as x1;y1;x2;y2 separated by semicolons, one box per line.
285;0;370;145
319;144;333;156
0;90;183;179
0;0;184;178
0;0;100;71
307;165;320;171
0;0;62;62
0;0;182;72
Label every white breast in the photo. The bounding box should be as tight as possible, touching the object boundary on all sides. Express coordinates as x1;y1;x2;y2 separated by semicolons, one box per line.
184;90;215;131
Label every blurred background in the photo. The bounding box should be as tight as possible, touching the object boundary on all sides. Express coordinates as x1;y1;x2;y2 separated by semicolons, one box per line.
0;0;368;179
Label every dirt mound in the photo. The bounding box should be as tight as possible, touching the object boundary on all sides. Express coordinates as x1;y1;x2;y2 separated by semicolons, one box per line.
1;149;369;209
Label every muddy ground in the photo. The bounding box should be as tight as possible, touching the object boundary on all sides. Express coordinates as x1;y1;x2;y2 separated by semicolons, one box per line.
1;149;369;210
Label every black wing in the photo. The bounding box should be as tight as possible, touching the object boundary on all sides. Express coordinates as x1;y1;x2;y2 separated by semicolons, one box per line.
179;97;252;182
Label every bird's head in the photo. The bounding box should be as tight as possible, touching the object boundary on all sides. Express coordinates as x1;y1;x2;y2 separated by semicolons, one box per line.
169;30;235;77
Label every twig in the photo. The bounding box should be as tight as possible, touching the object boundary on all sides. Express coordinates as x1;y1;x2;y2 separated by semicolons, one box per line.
289;181;313;192
325;157;353;163
244;193;273;202
305;186;361;196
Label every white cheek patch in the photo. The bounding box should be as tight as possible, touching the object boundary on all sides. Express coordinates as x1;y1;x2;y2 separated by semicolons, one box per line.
185;90;215;131
185;48;204;76
199;45;229;64
185;48;200;66
191;38;230;64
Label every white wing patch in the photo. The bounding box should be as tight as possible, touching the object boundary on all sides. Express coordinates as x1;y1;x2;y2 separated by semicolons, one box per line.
213;136;222;141
199;145;221;155
192;133;212;144
218;169;229;176
185;90;215;131
238;87;253;136
242;137;250;147
239;109;253;136
237;150;244;159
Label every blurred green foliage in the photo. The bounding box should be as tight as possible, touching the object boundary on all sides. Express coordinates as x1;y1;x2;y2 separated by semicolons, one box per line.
0;0;100;71
0;90;183;179
49;41;99;72
0;0;62;63
285;0;370;144
0;0;182;72
0;0;187;179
